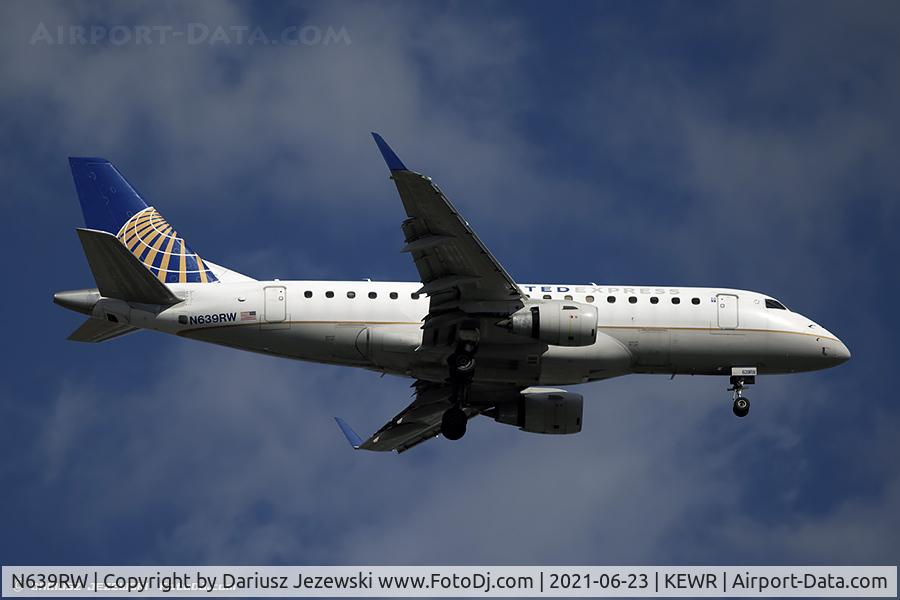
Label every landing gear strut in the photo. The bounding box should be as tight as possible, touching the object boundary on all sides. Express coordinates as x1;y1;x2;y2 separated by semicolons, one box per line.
729;375;752;418
727;367;756;418
441;338;478;441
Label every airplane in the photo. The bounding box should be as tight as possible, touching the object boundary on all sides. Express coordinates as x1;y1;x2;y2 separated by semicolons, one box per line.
53;133;851;453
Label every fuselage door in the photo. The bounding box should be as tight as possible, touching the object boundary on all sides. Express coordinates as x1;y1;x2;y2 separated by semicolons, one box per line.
264;286;287;323
717;294;739;329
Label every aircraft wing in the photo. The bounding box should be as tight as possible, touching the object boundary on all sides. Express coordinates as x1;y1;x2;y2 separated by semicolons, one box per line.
372;134;525;309
336;381;521;453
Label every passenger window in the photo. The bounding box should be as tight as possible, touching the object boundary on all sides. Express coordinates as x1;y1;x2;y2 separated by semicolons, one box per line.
390;292;398;299
564;295;573;301
692;297;700;305
325;291;334;298
585;295;594;303
607;296;616;303
411;293;420;300
542;294;552;300
368;291;377;299
672;297;680;305
765;299;787;310
650;297;659;304
347;291;356;299
304;291;312;298
628;296;637;304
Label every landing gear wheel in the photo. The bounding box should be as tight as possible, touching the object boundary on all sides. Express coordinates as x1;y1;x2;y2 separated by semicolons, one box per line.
733;396;750;418
728;373;754;418
441;406;467;440
448;352;476;378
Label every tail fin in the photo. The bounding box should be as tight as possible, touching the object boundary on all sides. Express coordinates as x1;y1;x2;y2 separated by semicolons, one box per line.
68;157;218;284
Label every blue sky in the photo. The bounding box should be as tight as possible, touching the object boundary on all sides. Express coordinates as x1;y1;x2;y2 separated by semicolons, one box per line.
1;0;898;567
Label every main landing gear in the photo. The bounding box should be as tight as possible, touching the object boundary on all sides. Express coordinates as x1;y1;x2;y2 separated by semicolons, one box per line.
440;339;477;441
732;395;750;418
728;369;756;417
441;403;468;441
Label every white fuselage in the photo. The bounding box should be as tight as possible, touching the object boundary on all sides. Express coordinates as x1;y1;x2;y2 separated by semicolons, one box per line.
99;280;850;387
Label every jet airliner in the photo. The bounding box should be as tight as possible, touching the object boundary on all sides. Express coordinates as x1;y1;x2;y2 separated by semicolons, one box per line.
54;134;850;452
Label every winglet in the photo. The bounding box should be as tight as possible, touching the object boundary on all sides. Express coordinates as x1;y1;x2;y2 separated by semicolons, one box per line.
334;417;363;449
371;132;408;171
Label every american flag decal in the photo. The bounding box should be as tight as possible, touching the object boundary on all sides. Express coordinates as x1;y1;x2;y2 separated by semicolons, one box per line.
240;311;257;321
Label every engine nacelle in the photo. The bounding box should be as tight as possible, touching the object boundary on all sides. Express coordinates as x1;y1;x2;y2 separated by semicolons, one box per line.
505;301;598;346
489;389;583;435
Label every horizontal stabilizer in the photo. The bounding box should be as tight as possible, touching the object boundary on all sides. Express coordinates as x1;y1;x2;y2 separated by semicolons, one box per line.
76;228;181;306
67;317;138;343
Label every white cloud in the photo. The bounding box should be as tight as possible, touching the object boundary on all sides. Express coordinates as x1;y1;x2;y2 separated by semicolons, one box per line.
1;0;617;284
566;2;900;305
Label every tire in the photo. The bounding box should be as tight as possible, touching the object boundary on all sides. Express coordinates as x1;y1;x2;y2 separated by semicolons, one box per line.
454;353;476;372
448;353;476;377
732;397;750;418
441;406;467;440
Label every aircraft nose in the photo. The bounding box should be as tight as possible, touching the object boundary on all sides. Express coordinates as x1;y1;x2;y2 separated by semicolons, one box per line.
821;337;851;366
833;339;851;363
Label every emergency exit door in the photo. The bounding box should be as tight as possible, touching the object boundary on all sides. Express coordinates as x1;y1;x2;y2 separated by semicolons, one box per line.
717;294;739;329
264;286;286;323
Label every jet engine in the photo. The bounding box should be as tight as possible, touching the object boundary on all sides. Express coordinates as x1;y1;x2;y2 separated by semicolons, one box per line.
487;388;583;434
503;301;598;346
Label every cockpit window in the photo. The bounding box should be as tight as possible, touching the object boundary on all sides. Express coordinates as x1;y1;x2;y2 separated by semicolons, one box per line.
765;299;787;310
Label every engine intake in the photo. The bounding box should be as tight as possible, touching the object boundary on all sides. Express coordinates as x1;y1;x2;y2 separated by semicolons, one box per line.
504;301;597;346
488;389;583;435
